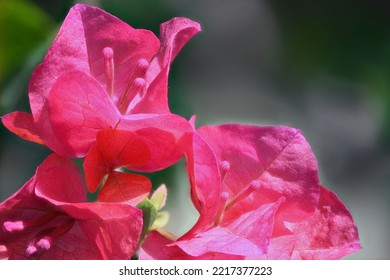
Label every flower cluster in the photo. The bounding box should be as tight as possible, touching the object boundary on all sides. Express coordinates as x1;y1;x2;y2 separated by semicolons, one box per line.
0;4;361;259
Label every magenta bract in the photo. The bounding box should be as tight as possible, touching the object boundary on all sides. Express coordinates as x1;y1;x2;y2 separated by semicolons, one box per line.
140;124;361;259
2;4;199;159
0;154;142;259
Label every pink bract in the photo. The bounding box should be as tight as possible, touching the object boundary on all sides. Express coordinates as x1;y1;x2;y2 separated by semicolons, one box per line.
0;154;142;260
83;116;193;194
1;4;199;158
140;124;361;259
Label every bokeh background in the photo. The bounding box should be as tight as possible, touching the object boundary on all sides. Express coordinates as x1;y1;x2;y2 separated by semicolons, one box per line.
1;0;389;259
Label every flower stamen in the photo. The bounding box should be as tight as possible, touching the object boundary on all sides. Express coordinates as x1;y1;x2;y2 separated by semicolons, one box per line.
3;212;60;233
5;212;74;257
3;221;24;233
220;161;230;183
225;180;261;210
26;244;38;256
36;219;74;251
36;238;51;250
103;47;115;96
214;192;230;226
118;59;149;114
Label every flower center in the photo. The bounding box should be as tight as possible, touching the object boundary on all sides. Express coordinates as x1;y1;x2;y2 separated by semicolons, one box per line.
102;47;149;115
3;212;74;258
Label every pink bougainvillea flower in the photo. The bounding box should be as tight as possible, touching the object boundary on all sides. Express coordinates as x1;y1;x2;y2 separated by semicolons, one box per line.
140;124;361;259
0;154;143;259
141;128;281;259
2;4;199;158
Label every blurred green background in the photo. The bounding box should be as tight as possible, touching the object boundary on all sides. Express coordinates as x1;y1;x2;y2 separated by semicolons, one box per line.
0;0;389;259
